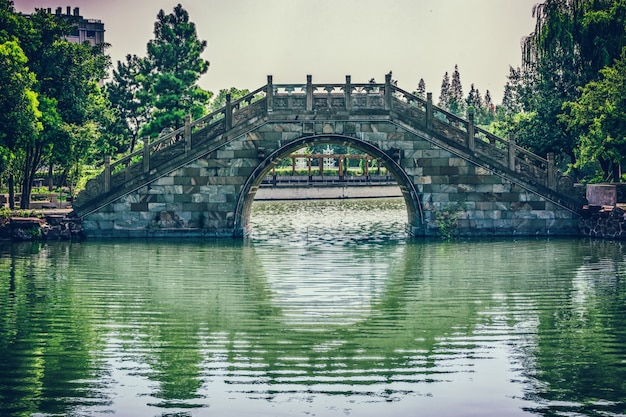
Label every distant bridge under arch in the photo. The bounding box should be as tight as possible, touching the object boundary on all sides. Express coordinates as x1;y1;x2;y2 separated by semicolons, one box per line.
72;74;584;238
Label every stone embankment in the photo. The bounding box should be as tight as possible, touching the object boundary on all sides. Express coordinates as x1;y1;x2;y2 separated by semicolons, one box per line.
578;184;626;240
578;205;626;240
0;211;83;242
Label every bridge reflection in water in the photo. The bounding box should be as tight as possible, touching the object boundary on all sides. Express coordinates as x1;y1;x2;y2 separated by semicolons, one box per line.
2;202;625;416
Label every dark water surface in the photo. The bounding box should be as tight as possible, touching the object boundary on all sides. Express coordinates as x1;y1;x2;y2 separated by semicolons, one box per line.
1;199;626;416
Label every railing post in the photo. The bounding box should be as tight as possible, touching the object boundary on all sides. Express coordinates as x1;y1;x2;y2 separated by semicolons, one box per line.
306;74;313;111
266;75;273;112
345;75;352;111
184;114;192;152
426;92;433;129
508;134;517;171
384;72;392;111
547;152;555;189
104;155;111;193
225;94;232;130
143;136;150;173
467;110;475;152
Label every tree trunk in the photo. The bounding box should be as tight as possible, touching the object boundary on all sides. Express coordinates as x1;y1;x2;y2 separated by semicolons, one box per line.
8;174;15;210
599;157;611;182
612;162;621;183
20;144;43;210
130;132;137;153
48;162;54;191
20;182;30;209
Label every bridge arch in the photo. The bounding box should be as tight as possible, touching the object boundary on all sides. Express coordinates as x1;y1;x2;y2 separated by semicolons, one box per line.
234;134;424;235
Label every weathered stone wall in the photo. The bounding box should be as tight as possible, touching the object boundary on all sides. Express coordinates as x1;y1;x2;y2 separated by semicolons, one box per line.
578;206;626;239
81;119;580;238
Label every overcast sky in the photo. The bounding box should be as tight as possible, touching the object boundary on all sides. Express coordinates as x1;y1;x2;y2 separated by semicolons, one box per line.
14;0;539;102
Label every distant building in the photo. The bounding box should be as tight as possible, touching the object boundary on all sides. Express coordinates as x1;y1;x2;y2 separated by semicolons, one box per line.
29;6;105;47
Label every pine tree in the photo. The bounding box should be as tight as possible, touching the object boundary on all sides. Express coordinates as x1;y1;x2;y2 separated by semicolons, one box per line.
465;83;482;116
483;89;495;124
106;54;150;153
415;78;426;99
448;64;464;116
438;72;450;109
141;4;212;138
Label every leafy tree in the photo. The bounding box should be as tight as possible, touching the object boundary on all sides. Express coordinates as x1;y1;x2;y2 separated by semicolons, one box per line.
208;87;250;113
0;0;22;43
141;4;211;138
509;0;626;179
22;13;109;205
563;48;626;181
106;54;151;153
0;4;111;206
0;40;41;208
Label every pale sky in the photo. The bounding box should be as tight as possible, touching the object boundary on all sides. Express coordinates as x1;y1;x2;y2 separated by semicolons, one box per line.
14;0;539;103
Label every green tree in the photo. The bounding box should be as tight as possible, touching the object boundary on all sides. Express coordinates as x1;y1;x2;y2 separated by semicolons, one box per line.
0;40;41;208
141;4;211;138
208;87;250;113
438;71;451;109
448;64;465;116
482;90;495;125
106;54;151;153
465;83;483;119
563;48;626;181
415;78;426;99
510;0;626;179
0;3;111;205
24;15;108;205
0;0;22;43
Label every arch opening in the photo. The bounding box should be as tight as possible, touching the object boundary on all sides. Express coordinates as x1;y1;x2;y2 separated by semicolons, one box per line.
234;134;423;237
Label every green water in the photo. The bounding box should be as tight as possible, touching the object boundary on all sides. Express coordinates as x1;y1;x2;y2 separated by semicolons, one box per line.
1;199;625;416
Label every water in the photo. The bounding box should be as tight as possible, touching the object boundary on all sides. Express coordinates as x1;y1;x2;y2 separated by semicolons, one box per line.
1;198;626;417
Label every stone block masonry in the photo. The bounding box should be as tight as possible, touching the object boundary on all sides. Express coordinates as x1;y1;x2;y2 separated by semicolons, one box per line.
80;119;580;238
76;77;583;238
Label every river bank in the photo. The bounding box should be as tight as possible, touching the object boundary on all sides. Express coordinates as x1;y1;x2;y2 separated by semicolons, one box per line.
0;209;83;241
5;190;626;242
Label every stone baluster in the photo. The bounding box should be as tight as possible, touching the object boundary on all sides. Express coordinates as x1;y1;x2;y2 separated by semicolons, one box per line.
225;94;232;131
426;92;433;130
185;114;192;152
384;72;392;111
104;155;111;193
266;75;273;112
143;137;150;173
508;134;517;171
547;152;555;189
306;75;313;111
345;75;352;111
467;110;475;152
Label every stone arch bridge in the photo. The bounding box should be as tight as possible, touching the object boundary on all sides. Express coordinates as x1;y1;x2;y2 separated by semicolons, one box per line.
72;74;584;238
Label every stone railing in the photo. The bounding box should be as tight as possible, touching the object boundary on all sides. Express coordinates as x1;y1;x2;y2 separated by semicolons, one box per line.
75;86;268;208
106;84;268;184
266;75;558;192
75;74;570;213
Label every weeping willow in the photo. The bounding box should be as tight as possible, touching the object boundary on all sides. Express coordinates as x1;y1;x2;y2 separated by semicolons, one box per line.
511;0;626;180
